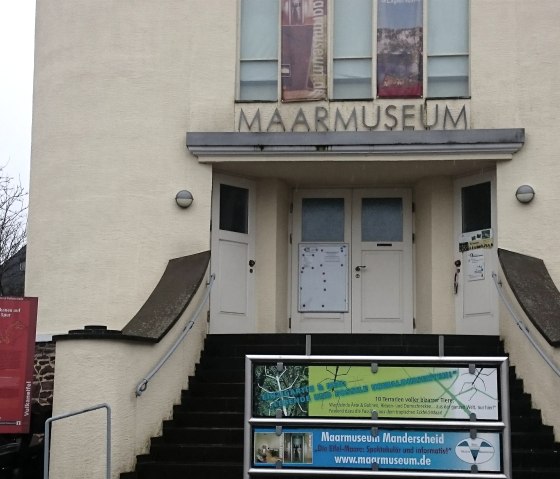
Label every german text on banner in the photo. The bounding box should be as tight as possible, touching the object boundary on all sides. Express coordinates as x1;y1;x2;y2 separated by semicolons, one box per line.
253;427;502;472
0;297;38;434
281;0;327;101
253;364;500;420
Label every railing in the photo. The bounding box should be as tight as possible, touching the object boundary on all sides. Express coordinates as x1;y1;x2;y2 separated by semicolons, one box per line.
44;403;111;479
135;273;215;397
492;271;560;378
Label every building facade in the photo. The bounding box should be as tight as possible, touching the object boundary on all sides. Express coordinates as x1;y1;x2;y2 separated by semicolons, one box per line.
26;0;560;477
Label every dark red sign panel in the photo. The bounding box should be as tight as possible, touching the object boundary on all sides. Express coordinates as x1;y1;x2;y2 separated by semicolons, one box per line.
0;297;38;434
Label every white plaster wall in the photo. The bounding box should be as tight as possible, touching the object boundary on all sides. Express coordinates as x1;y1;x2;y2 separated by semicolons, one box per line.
49;277;208;478
471;0;560;284
413;177;455;334
27;0;236;335
255;178;291;332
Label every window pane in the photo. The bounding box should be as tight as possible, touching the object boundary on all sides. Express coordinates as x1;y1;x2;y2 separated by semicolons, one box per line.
334;0;372;58
220;184;249;234
462;182;491;233
240;0;278;60
377;0;423;98
362;198;403;242
427;56;469;97
302;198;344;242
333;59;372;99
428;0;469;55
239;60;278;100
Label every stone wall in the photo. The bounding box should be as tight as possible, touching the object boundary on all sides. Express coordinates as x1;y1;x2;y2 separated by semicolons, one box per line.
33;341;55;407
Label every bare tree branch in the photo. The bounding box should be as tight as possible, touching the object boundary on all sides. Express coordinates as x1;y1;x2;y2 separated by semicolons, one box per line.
0;166;27;296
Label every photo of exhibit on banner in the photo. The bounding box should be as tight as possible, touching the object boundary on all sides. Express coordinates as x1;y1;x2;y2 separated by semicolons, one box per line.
251;363;503;472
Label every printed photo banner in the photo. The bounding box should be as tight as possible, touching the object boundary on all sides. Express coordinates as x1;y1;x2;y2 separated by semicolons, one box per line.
0;297;38;434
253;427;502;472
281;0;327;101
377;0;423;98
253;364;500;420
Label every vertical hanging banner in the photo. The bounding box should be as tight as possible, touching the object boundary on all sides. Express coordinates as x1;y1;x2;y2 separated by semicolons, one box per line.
377;0;423;98
281;0;327;102
0;297;38;434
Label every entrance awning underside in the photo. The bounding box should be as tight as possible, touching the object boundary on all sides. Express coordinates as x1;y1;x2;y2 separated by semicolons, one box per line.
187;129;524;157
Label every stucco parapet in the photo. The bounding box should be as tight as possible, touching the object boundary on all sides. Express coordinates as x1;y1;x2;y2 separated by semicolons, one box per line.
498;249;560;346
54;251;210;343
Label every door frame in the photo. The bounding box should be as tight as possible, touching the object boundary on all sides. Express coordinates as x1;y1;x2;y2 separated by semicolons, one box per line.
453;171;498;335
351;188;413;333
290;189;352;333
210;174;256;333
290;188;413;334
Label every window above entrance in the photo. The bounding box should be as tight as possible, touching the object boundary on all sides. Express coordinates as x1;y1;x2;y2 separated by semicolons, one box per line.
238;0;469;102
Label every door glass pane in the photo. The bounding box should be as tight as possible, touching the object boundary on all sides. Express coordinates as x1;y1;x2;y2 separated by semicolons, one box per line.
361;198;403;242
462;182;491;233
302;198;344;242
220;184;249;234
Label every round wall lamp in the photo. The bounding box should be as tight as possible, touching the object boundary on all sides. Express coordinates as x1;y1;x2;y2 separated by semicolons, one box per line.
175;190;194;208
515;185;535;204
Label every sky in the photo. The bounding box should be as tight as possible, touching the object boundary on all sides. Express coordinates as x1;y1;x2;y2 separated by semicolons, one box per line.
0;2;35;193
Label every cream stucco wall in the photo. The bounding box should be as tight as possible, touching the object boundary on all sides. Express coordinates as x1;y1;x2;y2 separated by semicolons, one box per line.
470;0;560;284
255;178;290;332
49;277;208;478
28;0;560;469
414;177;455;333
27;0;237;335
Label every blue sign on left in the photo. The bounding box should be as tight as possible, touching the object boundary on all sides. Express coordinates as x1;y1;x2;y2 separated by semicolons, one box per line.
253;427;501;472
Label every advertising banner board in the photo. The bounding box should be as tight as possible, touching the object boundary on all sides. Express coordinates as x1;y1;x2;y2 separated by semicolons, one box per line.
253;364;500;420
0;297;38;433
253;427;502;472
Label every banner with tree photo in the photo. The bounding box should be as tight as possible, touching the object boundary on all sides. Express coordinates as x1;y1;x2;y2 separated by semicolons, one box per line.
377;0;423;98
281;0;327;102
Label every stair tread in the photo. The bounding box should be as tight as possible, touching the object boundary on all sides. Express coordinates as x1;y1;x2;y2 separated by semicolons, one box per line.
124;333;558;479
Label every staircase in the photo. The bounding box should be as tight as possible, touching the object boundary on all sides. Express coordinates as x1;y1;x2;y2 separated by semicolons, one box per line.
121;334;560;479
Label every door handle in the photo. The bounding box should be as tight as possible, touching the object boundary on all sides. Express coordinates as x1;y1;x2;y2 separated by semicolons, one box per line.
249;259;256;267
355;265;366;272
454;260;461;294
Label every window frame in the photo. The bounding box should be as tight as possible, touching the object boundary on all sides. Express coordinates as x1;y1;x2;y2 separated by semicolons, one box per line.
236;0;471;102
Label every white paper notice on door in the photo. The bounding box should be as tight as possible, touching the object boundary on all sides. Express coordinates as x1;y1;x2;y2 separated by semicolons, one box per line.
298;243;348;312
467;251;485;281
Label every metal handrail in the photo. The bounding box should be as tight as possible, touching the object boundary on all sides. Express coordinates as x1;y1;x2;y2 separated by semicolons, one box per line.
135;273;215;397
44;403;111;479
492;271;560;378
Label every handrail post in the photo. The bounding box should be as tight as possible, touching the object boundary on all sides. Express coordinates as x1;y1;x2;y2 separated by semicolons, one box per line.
44;403;111;479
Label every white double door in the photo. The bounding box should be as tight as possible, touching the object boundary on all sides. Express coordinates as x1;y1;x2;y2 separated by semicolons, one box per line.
291;189;413;334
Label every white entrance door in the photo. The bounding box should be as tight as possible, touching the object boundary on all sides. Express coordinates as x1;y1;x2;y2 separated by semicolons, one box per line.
351;189;413;333
291;189;413;334
454;173;498;335
290;190;352;333
210;175;256;333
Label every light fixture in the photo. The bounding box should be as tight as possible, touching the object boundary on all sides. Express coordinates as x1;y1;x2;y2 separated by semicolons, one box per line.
515;185;535;204
175;190;194;208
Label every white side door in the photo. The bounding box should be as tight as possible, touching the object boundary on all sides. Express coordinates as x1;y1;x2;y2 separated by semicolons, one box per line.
290;189;352;333
454;172;498;335
351;189;413;333
210;175;256;333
